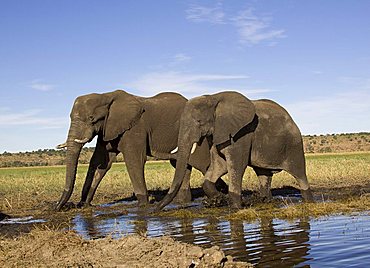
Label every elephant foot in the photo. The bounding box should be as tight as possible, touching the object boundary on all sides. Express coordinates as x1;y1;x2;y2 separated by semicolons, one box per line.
229;192;242;209
203;180;219;199
215;178;229;194
203;193;228;208
136;194;149;207
258;190;273;202
54;201;77;212
301;189;314;202
173;189;192;204
77;201;93;209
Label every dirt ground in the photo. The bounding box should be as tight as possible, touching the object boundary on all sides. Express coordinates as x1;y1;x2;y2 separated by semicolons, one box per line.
0;229;251;268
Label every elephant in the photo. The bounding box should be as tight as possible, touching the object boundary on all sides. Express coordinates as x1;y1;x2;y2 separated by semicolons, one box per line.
157;91;314;210
55;89;225;211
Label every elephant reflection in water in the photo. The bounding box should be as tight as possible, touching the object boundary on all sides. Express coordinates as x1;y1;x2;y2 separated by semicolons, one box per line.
249;218;311;266
186;217;311;266
72;208;311;267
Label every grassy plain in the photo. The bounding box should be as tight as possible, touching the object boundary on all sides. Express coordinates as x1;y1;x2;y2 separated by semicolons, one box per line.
1;152;370;216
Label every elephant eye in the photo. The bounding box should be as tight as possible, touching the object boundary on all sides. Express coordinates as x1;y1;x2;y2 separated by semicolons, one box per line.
88;115;95;123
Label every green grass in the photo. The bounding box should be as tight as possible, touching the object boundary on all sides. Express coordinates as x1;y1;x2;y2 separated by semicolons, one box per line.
1;152;369;215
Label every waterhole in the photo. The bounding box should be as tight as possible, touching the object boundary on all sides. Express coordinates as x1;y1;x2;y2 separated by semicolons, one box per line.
70;200;370;267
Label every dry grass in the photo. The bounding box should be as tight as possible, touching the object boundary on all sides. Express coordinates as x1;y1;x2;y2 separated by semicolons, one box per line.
0;161;203;213
226;195;370;221
154;195;370;222
243;151;370;191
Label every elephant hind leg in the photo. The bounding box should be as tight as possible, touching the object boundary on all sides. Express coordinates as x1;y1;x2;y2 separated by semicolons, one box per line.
119;126;149;206
285;167;314;202
253;167;273;201
224;142;251;209
124;151;148;206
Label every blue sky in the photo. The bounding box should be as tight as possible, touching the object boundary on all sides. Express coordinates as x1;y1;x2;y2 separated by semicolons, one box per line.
1;0;370;152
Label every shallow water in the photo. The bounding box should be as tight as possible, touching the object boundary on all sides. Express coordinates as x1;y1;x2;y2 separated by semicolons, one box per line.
71;201;370;267
0;216;46;225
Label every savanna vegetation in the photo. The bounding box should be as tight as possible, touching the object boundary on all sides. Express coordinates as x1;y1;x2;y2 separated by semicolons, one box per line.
1;151;369;218
303;132;370;153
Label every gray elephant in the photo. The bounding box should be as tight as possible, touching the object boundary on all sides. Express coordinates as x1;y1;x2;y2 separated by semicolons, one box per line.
55;90;221;211
157;91;314;210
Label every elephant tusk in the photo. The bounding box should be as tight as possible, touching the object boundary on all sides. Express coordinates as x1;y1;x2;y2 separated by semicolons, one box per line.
56;142;67;149
191;143;197;154
74;138;89;144
171;147;178;154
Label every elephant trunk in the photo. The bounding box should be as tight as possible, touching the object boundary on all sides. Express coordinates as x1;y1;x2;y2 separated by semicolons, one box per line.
55;121;84;211
157;139;194;210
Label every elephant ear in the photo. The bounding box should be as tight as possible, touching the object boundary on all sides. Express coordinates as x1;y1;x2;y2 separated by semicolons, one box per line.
103;93;143;141
213;92;256;145
90;105;109;123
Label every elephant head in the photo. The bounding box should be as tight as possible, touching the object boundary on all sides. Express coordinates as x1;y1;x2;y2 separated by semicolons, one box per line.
55;90;143;211
157;91;256;210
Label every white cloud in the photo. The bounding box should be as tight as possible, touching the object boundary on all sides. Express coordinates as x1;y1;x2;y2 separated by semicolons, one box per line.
174;53;192;62
312;70;323;75
124;71;273;98
29;79;55;91
186;4;285;45
186;4;225;24
231;9;285;45
0;109;67;129
285;91;370;134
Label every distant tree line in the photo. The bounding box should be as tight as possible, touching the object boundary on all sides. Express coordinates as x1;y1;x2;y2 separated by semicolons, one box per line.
0;147;96;168
1;133;369;168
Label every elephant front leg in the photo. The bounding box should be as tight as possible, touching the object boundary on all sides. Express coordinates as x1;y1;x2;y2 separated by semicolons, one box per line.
170;159;192;203
79;162;97;208
79;151;116;208
78;141;115;208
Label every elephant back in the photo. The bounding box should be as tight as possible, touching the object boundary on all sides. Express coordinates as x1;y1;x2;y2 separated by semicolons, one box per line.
142;92;188;153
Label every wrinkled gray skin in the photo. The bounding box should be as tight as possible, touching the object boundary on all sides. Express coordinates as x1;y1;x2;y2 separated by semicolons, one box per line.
157;91;314;210
55;90;217;211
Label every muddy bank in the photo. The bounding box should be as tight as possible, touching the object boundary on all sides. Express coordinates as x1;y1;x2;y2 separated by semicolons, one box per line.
0;229;251;268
